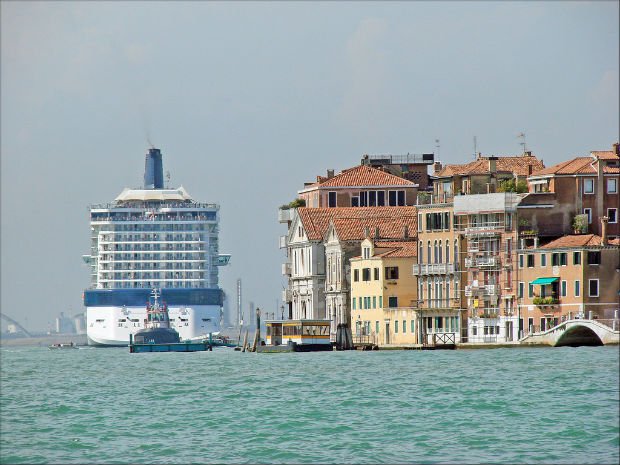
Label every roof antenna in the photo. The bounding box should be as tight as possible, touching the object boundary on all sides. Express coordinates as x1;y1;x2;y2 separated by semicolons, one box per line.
435;139;440;160
518;132;527;154
473;136;477;160
165;171;171;189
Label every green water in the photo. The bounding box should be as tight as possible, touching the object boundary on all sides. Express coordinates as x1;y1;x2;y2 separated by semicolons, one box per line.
1;346;618;464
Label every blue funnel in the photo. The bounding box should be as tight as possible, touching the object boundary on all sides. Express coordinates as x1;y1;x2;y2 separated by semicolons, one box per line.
144;148;164;189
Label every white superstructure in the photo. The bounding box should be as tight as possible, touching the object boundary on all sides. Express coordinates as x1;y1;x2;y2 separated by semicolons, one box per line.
82;148;229;346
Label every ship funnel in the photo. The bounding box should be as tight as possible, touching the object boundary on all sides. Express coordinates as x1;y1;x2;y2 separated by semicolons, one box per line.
144;148;164;189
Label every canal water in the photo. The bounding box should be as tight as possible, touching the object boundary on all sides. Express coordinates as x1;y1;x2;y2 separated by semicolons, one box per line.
1;345;618;464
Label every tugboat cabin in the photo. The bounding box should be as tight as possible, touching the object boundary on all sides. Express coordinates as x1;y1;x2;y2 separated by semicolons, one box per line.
265;319;331;351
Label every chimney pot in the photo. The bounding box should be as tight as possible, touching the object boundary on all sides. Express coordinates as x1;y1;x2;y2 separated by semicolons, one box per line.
433;161;443;174
327;169;335;179
403;225;409;239
364;227;370;238
374;227;380;239
613;143;619;156
601;216;609;246
488;156;497;174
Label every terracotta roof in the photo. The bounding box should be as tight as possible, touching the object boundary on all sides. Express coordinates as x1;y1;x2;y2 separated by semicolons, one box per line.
436;155;544;177
297;207;417;241
540;234;620;249
591;150;618;160
372;240;418;258
303;165;415;190
532;154;619;176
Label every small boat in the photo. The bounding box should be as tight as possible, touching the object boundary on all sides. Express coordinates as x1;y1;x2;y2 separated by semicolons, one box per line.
129;289;212;353
49;342;78;350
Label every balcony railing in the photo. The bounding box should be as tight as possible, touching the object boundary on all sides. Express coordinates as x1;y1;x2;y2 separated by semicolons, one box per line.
465;284;496;297
278;208;294;223
417;298;462;310
281;262;291;276
461;222;506;235
412;262;456;275
416;192;454;205
464;256;499;268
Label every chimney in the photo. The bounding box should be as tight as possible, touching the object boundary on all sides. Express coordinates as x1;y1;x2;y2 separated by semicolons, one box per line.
488;156;497;174
433;161;443;174
527;164;533;176
374;226;380;239
144;147;164;189
403;225;409;239
327;169;335;179
364;227;370;238
601;216;608;246
613;143;619;156
524;151;532;157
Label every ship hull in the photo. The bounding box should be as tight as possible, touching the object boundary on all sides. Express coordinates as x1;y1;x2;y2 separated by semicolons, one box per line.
86;304;221;347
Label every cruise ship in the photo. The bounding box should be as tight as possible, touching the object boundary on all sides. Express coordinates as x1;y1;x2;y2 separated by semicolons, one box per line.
82;147;230;346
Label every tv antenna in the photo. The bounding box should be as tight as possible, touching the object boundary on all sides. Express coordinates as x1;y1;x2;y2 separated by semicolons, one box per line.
435;139;440;159
518;132;527;153
473;136;478;159
165;171;171;188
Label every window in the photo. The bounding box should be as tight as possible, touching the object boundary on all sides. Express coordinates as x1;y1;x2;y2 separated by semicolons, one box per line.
608;208;617;223
362;268;371;281
352;298;356;310
388;191;397;206
573;251;581;265
584;208;592;224
541;254;547;266
527;255;535;268
561;280;567;297
411;320;415;333
608;178;617;194
358;297;362;309
376;321;380;334
363;248;370;259
584;178;594;194
518;282;524;298
373;296;376;309
397;191;405;206
587;251;601;265
379;296;383;308
553;252;567;266
402;320;407;333
528;283;534;298
519;255;524;268
385;267;399;280
353;269;359;282
368;191;377;207
351;196;359;207
395;321;399;333
574;280;580;297
328;191;337;208
418;214;422;232
388;296;398;308
359;191;368;207
472;326;477;336
374;268;379;280
588;279;599;297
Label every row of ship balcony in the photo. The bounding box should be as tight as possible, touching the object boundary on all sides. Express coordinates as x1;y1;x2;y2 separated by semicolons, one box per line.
98;236;206;243
98;256;206;262
98;274;205;280
90;214;216;223
99;245;206;252
99;263;207;270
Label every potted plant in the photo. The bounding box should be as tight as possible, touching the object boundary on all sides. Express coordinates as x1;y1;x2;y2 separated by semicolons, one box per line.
572;214;588;234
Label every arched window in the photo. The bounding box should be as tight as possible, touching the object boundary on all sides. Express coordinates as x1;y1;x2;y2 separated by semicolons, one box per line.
419;241;423;264
438;240;443;263
454;240;458;268
434;240;439;263
446;279;451;307
446;241;450;263
427;281;432;308
427;241;432;264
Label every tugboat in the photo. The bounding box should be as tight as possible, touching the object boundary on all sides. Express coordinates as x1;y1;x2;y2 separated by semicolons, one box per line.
129;289;212;353
133;289;180;344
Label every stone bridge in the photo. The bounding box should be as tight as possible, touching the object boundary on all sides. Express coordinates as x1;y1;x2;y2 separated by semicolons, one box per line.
520;319;620;347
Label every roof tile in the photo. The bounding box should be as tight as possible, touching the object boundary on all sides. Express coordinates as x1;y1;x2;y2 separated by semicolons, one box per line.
304;165;415;189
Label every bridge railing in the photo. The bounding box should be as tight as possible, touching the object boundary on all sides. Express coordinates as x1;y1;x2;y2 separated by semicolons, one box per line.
589;319;620;331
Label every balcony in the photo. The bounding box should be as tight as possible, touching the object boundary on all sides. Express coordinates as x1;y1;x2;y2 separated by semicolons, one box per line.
279;235;288;249
278;208;294;223
417;298;462;310
416;192;454;205
465;283;496;297
464;256;499;268
475;308;501;319
412;262;456;275
281;262;292;276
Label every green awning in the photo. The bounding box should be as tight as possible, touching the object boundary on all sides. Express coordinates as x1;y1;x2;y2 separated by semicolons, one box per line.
531;277;559;285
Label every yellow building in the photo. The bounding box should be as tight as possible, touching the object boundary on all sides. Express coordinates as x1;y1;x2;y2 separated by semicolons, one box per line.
350;238;418;346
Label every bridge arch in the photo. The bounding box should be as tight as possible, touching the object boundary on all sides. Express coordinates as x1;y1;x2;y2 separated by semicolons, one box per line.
0;313;32;337
555;324;603;347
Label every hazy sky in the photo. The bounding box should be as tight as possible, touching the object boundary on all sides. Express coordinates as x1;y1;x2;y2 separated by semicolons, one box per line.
1;1;618;331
